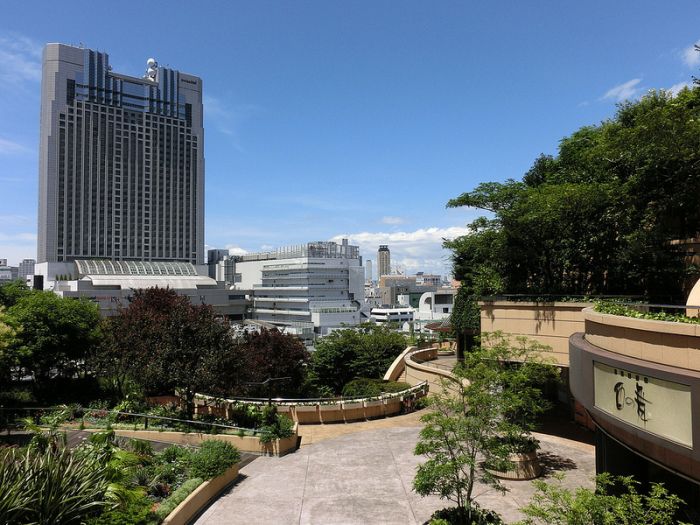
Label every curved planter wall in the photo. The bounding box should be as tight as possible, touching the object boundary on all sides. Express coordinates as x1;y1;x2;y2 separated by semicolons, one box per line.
404;348;454;393
194;383;427;425
570;308;700;482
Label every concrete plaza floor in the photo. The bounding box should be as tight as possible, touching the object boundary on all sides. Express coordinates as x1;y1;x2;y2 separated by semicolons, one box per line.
194;419;595;525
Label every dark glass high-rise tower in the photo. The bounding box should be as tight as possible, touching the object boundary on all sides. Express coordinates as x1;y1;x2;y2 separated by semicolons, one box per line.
37;43;204;265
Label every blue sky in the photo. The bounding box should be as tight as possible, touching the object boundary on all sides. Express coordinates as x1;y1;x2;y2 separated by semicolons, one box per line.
1;1;699;275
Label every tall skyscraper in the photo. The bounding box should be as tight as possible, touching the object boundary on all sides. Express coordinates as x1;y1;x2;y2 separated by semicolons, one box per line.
378;245;391;277
366;259;373;283
37;44;204;265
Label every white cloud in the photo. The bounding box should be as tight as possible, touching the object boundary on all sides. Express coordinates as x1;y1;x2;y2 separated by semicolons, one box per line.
0;232;37;242
331;226;469;276
0;137;29;155
203;95;261;148
682;41;700;68
602;78;642;102
0;33;42;84
225;244;248;256
0;215;33;226
381;216;405;225
667;81;692;96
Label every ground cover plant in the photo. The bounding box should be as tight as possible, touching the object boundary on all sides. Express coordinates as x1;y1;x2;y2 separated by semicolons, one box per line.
0;422;241;525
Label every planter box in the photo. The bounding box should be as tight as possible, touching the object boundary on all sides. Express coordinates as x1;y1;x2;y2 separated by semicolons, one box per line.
486;451;542;481
162;465;239;525
364;399;383;407
294;404;319;412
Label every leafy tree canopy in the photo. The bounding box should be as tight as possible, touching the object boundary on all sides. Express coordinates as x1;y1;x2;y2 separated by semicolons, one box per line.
97;288;245;416
8;291;100;384
309;324;407;395
238;327;310;398
446;87;700;330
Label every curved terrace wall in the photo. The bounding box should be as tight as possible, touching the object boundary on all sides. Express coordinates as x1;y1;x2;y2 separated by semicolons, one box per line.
194;383;428;425
403;347;454;392
570;307;700;483
583;307;700;371
480;300;592;366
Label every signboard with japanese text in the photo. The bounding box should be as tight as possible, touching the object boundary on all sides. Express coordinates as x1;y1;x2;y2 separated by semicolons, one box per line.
593;361;692;448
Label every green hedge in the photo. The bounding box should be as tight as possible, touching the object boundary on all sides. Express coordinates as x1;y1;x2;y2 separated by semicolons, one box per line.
594;302;700;325
342;378;412;397
188;440;240;480
155;477;203;521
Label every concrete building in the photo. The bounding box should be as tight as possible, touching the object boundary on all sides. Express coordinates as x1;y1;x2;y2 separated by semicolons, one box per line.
207;249;229;279
415;272;441;287
32;44;250;319
18;259;36;279
37;43;204;275
366;260;373;284
370;306;414;329
415;288;457;322
378;245;391;278
53;260;248;318
0;259;7;267
0;265;13;281
233;240;364;338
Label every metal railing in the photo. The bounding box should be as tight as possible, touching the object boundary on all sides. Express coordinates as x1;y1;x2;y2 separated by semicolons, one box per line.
0;406;257;435
195;381;429;407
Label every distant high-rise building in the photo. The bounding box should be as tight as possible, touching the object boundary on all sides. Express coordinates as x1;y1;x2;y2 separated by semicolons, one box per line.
207;248;229;279
378;245;391;277
37;43;204;265
18;259;36;279
0;259;6;267
366;260;373;283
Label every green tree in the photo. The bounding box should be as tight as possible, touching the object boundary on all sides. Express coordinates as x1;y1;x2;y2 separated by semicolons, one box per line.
309;324;407;394
0;280;33;308
0;307;19;392
98;288;245;417
238;327;310;398
517;473;688;525
414;336;557;520
446;86;700;311
8;292;100;387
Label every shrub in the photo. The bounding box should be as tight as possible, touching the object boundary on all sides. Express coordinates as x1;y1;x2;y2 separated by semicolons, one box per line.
86;493;156;525
342;378;411;397
429;504;504;525
160;445;191;464
188;440;240;479
259;414;295;444
129;439;154;458
155;477;203;520
0;445;112;524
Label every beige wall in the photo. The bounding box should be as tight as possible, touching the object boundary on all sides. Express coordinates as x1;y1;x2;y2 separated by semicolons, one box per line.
480;301;592;366
162;465;239;525
105;428;298;456
584;307;700;371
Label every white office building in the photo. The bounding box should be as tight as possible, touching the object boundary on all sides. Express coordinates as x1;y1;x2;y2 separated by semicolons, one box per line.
234;240;364;338
415;288;458;322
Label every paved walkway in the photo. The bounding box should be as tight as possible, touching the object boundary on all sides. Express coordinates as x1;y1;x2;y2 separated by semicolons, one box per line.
195;419;594;525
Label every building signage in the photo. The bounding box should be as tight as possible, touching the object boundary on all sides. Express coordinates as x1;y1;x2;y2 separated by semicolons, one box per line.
593;361;692;447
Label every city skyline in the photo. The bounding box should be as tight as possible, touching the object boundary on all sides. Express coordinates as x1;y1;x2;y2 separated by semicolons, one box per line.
1;2;699;274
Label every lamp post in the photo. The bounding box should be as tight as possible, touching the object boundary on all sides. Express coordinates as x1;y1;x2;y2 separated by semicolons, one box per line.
245;376;292;406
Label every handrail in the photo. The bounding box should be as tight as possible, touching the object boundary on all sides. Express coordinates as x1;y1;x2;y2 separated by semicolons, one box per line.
0;407;256;433
195;382;428;407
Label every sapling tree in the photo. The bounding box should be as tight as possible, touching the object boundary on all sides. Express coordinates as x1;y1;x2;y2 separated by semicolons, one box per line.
413;333;558;521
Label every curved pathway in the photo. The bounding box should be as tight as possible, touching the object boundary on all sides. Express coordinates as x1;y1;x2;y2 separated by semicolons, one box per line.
195;417;594;525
